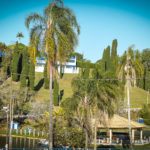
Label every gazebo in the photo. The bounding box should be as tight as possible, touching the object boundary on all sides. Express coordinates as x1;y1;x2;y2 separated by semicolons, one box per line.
93;114;146;145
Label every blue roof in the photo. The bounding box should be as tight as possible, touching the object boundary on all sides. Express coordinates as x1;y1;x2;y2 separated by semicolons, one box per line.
0;52;3;56
39;57;45;60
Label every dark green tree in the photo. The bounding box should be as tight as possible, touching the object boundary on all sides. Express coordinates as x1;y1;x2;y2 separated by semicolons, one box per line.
1;48;13;77
105;46;111;71
60;64;63;79
111;39;118;72
142;49;150;90
11;42;20;81
82;68;90;79
20;69;26;88
53;78;59;106
101;49;106;71
111;39;117;59
20;50;29;88
145;70;150;91
74;52;83;61
0;42;7;52
29;60;35;90
101;46;111;72
139;104;150;125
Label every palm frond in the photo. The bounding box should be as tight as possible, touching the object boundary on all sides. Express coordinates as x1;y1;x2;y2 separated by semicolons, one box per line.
29;25;44;42
16;32;24;38
25;13;46;28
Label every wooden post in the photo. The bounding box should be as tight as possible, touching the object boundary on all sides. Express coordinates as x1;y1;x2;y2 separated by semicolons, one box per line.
132;129;135;143
33;129;35;137
140;129;143;143
20;129;22;135
109;129;112;144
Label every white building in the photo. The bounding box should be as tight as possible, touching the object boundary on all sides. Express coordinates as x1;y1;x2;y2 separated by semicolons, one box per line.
35;56;79;74
35;57;45;72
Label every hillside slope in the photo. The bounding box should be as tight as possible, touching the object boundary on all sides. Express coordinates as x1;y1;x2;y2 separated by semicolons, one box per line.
124;87;150;108
1;73;149;108
34;72;78;102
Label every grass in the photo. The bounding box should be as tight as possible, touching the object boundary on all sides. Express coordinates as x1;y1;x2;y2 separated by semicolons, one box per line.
35;72;150;108
124;87;150;108
34;72;78;102
58;73;78;100
2;72;150;108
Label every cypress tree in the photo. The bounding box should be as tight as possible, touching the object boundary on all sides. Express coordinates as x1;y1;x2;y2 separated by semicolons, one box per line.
145;70;150;91
11;42;20;81
53;78;59;106
101;49;106;72
102;46;111;72
111;39;118;72
20;50;29;88
60;63;63;79
29;60;35;90
105;46;111;71
20;68;26;88
82;68;90;79
44;62;49;89
111;39;117;59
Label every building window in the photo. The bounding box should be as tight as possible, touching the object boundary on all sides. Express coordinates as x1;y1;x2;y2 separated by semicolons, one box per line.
66;66;71;69
68;60;75;63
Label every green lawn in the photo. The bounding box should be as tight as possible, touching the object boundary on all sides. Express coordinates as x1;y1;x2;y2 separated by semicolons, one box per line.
35;72;150;108
3;73;150;108
34;72;78;102
124;87;150;108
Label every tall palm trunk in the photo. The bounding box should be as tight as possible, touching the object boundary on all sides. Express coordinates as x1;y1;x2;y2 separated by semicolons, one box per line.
49;61;53;148
85;129;88;148
94;118;97;150
47;60;50;78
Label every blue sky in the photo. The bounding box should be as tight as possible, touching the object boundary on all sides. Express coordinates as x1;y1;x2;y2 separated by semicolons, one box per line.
0;0;150;62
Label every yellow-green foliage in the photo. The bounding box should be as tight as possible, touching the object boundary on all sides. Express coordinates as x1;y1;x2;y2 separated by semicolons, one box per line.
46;27;55;62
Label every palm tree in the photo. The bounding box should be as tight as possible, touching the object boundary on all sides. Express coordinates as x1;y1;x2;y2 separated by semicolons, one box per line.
62;68;121;148
28;33;40;65
16;32;24;41
117;47;144;88
25;0;80;148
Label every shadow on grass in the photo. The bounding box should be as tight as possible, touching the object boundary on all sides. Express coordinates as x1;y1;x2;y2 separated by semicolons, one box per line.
34;78;44;91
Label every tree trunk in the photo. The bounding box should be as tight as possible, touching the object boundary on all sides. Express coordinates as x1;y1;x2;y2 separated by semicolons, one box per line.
143;67;146;90
94;119;97;150
47;60;50;78
49;62;53;148
85;129;88;149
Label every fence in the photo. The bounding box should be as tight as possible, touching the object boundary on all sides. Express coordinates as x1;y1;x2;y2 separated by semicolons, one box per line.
0;129;48;138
